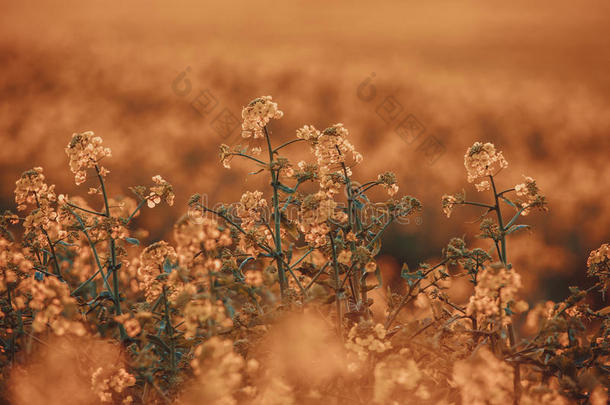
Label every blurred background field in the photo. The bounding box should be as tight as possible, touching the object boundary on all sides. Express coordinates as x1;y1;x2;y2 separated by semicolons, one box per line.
1;0;609;304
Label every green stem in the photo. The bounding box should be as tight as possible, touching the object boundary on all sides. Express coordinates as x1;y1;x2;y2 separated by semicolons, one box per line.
490;175;520;404
338;155;363;304
283;259;306;294
95;165;126;341
461;201;495;210
264;126;287;297
65;201;106;217
67;208;113;295
352;182;381;199
273;138;306;153
304;263;330;291
34;194;63;279
162;287;177;374
385;258;449;329
366;219;393;250
290;248;314;269
504;207;526;231
199;204;275;257
489;175;507;265
233;152;268;166
126;199;147;223
329;232;343;339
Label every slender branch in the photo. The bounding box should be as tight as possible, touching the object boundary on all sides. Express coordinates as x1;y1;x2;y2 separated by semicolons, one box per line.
489;174;521;404
366;219;393;250
460;201;495;210
283;259;306;294
162;287;176;374
290;248;314;269
305;263;330;291
504;207;526;231
329;232;343;339
95;165;126;341
66;207;113;295
65;201;106;217
232;152;268;166
125;199;147;223
273;138;306;153
489;175;507;265
264;126;288;297
385;258;449;329
33;194;63;279
352;182;381;199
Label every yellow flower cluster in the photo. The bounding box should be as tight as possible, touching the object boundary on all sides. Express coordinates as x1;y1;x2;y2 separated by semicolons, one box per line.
91;366;135;404
241;96;283;139
374;351;426;403
65;131;112;185
14;167;56;211
587;243;610;291
0;237;33;290
514;175;547;215
235;190;275;250
441;194;461;218
466;264;527;325
464;142;508;191
18;276;86;336
114;314;142;338
244;270;263;286
219;144;233;169
136;241;177;302
314;124;362;196
183;299;233;339
237;191;268;231
174;216;232;266
345;322;392;371
453;348;513;405
299;191;347;247
296;125;321;142
146;175;175;208
187;337;244;405
14;168;66;249
377;172;399;197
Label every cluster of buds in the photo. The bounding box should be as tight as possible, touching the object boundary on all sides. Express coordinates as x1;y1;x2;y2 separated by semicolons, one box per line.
91;366;136;404
241;96;283;139
463;142;508;191
136;241;177;302
65;131;112;185
587;243;610;291
345;322;392;371
466;263;528;325
514;176;547;215
147;175;175;208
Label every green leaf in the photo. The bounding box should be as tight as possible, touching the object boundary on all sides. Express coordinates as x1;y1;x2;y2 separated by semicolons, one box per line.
369;237;382;256
401;268;424;287
500;196;517;208
125;237;140;246
146;334;170;353
163;258;173;274
277;183;295;194
505;224;530;235
400;263;410;279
